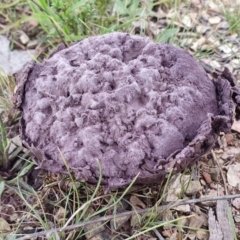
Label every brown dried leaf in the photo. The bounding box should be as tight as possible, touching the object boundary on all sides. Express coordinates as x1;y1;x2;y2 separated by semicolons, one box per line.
84;216;106;239
110;215;130;230
130;195;146;210
189;213;206;229
130;195;146;227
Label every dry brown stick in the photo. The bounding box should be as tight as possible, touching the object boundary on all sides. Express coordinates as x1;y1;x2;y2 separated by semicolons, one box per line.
16;193;240;240
211;150;228;195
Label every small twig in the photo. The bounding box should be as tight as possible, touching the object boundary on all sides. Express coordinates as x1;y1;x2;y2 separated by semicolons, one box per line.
30;0;68;48
211;150;228;195
15;193;240;240
10;38;26;50
153;229;165;240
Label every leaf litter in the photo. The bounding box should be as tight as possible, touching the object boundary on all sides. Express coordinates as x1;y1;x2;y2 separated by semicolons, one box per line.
1;0;240;239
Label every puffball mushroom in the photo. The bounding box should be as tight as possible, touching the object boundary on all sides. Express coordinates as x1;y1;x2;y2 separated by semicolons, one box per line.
14;32;240;190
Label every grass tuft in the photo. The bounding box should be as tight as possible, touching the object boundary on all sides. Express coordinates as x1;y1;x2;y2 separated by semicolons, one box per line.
224;7;240;35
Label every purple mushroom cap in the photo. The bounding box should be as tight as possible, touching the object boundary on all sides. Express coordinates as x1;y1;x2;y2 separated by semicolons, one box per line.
14;32;240;189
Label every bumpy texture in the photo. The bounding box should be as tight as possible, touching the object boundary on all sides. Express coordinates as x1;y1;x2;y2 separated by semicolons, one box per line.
14;32;240;189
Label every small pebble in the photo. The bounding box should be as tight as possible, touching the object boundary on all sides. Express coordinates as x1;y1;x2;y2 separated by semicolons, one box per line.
19;31;30;45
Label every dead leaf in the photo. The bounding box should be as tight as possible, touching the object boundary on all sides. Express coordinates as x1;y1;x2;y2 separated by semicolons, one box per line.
130;195;146;227
210;60;221;69
208;16;221;25
182;15;192;28
189;213;205;229
162;211;174;230
209;167;220;182
191;37;206;51
218;21;229;30
196;230;209;240
27;40;39;49
165;174;190;202
231;120;240;133
0;217;11;233
227;163;240;187
54;207;67;224
187;233;198;240
84;216;106;239
208;36;220;46
130;195;146;209
196;25;210;34
185;180;202;195
110;215;130;230
226;147;240;155
207;1;221;12
219;44;238;54
232;198;240;209
162;229;173;237
172;204;190;213
202;189;224;206
180;38;194;47
234;215;240;223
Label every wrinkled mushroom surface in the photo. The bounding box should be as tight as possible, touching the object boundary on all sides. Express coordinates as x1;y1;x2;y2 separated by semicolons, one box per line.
14;32;239;189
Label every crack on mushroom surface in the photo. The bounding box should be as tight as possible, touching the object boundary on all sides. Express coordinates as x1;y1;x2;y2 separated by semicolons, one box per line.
14;32;240;190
